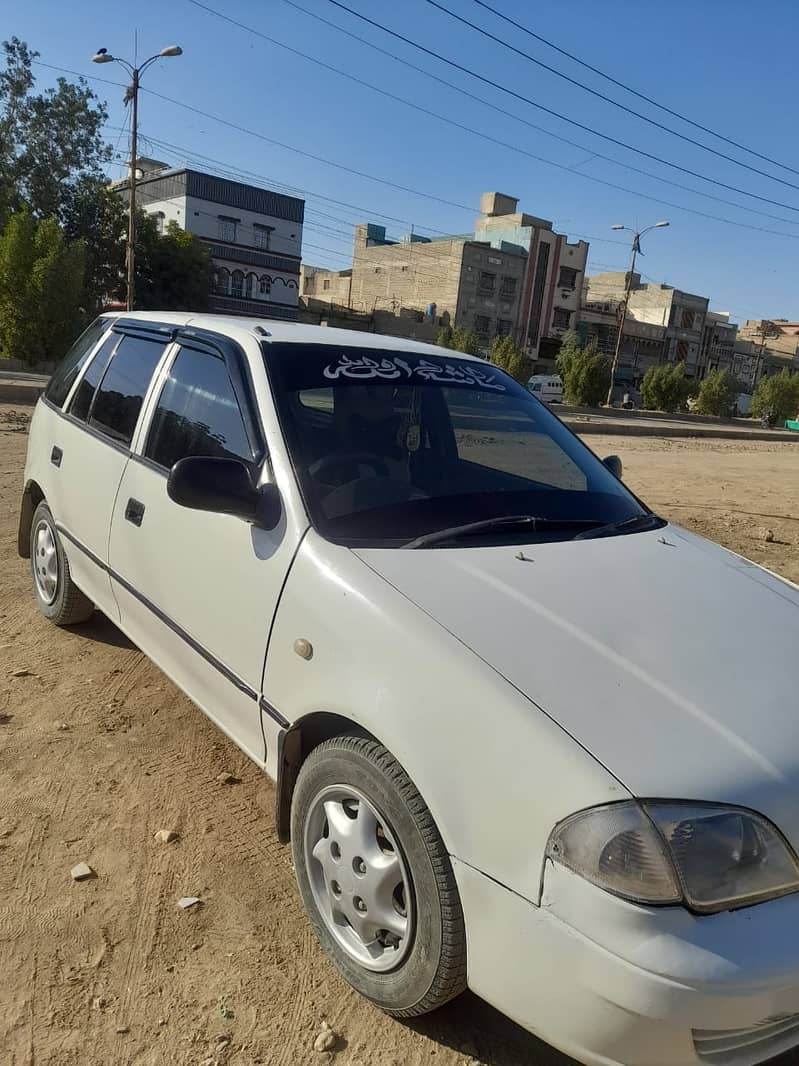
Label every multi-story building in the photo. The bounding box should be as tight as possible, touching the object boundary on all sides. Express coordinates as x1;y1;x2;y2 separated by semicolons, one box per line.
320;192;588;360
112;159;304;320
577;294;666;386
699;312;738;377
586;272;709;377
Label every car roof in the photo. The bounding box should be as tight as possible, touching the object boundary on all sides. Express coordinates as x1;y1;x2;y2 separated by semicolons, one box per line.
106;312;481;362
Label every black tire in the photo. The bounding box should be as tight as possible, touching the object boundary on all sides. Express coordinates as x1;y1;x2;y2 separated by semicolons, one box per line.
30;501;94;626
291;734;467;1017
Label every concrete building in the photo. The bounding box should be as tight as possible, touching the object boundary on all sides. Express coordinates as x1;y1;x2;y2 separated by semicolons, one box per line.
301;265;352;310
697;311;738;378
331;192;588;361
577;293;666;386
586;272;709;377
111;160;304;320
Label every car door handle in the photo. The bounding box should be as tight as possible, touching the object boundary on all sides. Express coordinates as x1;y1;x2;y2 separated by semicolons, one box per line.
124;498;145;527
50;446;63;467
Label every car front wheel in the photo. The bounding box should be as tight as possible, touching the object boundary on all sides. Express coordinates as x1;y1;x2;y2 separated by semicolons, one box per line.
291;734;466;1017
30;501;94;626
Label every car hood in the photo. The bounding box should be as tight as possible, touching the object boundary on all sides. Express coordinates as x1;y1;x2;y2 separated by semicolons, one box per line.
356;526;799;844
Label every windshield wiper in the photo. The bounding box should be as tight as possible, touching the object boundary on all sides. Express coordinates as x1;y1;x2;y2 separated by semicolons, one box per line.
573;512;667;540
404;514;603;549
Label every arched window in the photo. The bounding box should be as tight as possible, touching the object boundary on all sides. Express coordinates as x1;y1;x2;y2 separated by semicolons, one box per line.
259;275;272;297
246;272;258;299
215;267;230;295
231;270;244;298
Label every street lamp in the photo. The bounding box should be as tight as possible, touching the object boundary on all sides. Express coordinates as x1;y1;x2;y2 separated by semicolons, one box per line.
606;221;670;406
93;45;183;311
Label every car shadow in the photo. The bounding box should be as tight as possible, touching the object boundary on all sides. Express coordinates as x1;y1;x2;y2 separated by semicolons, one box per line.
406;991;577;1065
74;611;136;650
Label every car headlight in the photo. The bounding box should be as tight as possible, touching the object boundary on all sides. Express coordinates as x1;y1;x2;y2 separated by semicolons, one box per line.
547;801;799;913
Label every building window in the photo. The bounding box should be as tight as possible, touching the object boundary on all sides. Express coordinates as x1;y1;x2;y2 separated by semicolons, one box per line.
681;308;695;329
213;267;230;295
231;270;244;298
478;271;496;295
259;276;271;297
500;276;517;299
253;224;273;250
496;319;512;337
552;308;571;330
474;314;491;338
558;266;579;289
154;211;165;235
217;216;238;242
323;279;330;291
246;272;257;299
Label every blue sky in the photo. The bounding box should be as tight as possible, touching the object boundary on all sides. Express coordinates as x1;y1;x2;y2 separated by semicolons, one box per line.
8;0;799;323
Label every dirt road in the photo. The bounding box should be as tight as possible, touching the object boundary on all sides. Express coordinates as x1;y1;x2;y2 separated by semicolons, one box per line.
2;405;798;1066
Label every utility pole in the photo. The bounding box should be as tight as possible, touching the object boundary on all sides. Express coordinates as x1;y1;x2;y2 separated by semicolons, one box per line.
93;44;183;312
606;221;670;406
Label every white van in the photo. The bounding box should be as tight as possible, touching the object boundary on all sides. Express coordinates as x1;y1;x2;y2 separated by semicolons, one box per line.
527;374;563;403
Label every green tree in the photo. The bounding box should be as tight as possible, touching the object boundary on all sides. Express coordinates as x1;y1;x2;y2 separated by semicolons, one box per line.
641;362;693;413
489;334;530;382
0;210;85;365
556;332;611;406
0;37;110;225
752;370;799;426
436;322;480;356
134;216;212;312
694;369;740;418
62;181;126;313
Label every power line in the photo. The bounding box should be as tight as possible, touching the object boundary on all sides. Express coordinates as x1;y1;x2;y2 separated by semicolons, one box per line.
469;0;799;180
322;0;799;213
426;0;799;191
38;59;799;246
275;0;799;228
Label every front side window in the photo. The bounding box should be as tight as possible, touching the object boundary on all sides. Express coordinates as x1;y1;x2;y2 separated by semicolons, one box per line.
68;332;121;422
266;345;649;547
145;346;254;470
46;316;116;409
218;216;237;242
89;334;169;445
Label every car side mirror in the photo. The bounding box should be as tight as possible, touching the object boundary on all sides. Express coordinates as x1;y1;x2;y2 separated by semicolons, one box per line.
603;454;623;479
167;456;282;530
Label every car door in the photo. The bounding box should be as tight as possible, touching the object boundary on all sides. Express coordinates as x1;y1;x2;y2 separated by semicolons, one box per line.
48;323;173;618
108;331;302;769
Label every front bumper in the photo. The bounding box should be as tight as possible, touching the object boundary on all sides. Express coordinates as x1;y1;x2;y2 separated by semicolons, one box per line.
454;857;799;1066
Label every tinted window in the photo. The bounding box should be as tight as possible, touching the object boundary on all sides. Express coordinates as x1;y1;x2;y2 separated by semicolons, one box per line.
267;344;646;547
145;346;253;470
68;333;119;422
45;317;116;409
90;335;168;445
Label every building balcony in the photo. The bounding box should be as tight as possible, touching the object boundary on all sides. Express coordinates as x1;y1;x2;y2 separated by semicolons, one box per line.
208;294;298;320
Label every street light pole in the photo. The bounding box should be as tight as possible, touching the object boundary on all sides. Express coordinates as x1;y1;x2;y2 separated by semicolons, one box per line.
605;221;669;406
92;45;183;312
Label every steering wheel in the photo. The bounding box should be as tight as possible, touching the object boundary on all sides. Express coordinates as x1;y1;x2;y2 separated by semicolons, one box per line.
308;451;390;486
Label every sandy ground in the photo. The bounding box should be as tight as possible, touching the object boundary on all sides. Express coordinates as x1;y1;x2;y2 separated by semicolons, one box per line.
2;403;799;1066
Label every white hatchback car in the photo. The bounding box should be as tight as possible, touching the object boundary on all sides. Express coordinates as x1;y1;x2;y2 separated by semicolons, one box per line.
19;312;799;1066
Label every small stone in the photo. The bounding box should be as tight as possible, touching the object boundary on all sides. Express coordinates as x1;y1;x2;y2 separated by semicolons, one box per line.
165;965;174;973
158;1017;167;1026
216;771;238;785
177;896;201;910
763;528;775;542
191;942;202;951
154;829;178;844
313;1028;337;1053
116;1026;129;1034
11;668;34;678
92;996;106;1010
70;862;94;881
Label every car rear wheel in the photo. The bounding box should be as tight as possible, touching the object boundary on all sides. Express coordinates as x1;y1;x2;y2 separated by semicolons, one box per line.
30;501;93;626
291;734;467;1017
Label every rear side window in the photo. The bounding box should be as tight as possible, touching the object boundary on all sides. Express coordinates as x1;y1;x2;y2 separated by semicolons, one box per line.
68;333;119;422
145;346;254;470
45;317;115;408
89;334;169;446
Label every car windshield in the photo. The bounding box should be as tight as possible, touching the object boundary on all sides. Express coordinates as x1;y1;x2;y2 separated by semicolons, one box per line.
266;344;649;547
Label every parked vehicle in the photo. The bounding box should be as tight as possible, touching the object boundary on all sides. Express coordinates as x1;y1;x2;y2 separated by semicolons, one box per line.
19;313;799;1066
527;373;563;403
